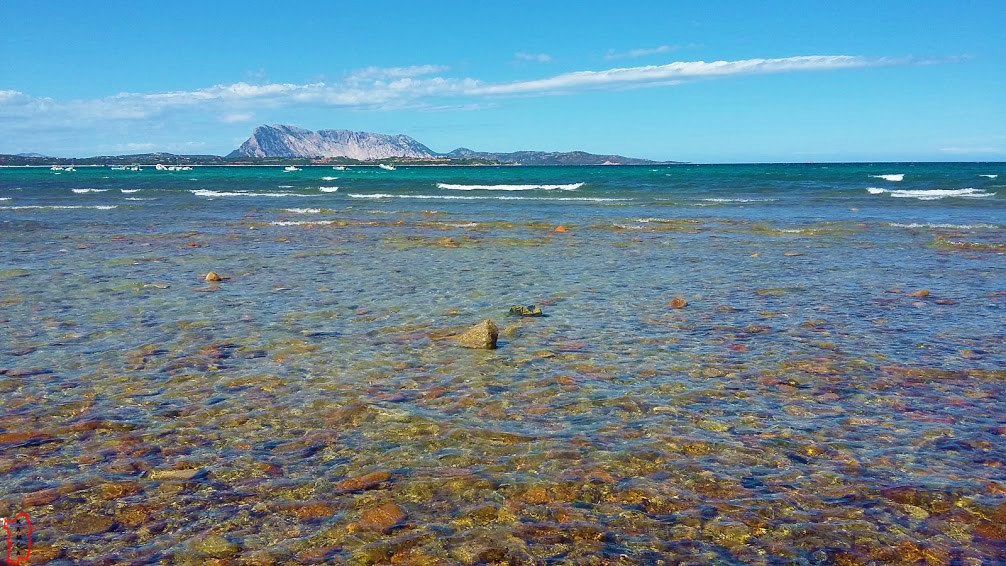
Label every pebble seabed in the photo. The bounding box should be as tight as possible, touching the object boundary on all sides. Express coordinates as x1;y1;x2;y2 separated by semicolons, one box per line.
2;185;1006;563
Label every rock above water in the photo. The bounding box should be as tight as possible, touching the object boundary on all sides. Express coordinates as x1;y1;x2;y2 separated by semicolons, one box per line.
457;319;498;349
509;305;543;317
204;271;223;282
668;296;688;309
909;289;930;298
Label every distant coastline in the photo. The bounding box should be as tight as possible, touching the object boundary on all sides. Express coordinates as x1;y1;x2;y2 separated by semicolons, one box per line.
0;156;684;167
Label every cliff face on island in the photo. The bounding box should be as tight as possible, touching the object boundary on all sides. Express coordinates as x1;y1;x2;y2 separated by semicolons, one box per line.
227;125;438;160
227;124;667;165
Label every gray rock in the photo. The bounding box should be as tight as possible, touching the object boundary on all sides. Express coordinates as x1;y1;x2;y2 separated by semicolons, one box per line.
229;124;437;160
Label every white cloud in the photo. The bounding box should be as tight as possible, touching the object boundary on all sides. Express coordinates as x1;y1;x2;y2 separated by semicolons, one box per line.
467;55;885;96
346;65;449;81
110;142;156;152
515;52;553;63
0;56;918;130
221;112;255;123
605;45;675;60
939;146;1003;154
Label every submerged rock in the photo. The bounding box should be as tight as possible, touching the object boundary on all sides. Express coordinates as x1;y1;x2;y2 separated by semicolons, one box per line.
359;503;407;533
668;296;688;309
509;305;543;317
457;319;498;349
335;470;391;493
189;534;239;558
145;468;201;481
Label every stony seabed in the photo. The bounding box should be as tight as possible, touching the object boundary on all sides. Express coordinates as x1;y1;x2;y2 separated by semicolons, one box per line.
1;163;1005;563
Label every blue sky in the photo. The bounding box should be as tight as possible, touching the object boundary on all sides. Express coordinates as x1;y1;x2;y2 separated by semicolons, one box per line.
1;1;1003;162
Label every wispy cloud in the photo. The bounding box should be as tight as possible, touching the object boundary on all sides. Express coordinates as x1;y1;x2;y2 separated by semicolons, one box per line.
515;52;553;63
939;146;1003;154
605;45;676;60
0;56;929;132
467;55;891;96
221;112;255;123
345;65;449;80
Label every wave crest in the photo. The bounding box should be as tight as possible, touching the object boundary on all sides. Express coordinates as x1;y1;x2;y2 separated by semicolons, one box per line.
867;187;995;200
436;182;584;191
348;193;627;202
190;190;309;198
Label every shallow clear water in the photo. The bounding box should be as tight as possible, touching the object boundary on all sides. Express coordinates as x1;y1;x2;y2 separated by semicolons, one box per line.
1;163;1005;563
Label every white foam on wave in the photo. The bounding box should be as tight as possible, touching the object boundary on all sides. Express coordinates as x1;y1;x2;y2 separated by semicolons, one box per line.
120;189;141;193
190;190;309;198
980;174;998;179
871;174;904;182
72;188;109;193
436;182;585;191
348;193;629;202
319;186;339;192
321;176;339;181
277;185;294;189
124;197;157;201
701;198;778;203
866;187;995;200
889;222;997;229
270;220;336;226
1;205;118;210
283;208;321;214
0;197;10;201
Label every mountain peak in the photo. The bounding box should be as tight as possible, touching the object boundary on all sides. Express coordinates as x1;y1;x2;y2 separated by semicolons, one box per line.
227;124;665;164
229;125;436;160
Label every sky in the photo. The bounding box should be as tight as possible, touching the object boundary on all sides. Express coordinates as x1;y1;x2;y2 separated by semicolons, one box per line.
1;1;1004;162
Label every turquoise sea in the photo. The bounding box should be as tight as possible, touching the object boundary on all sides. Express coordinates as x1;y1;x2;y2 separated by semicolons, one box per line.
1;163;1005;563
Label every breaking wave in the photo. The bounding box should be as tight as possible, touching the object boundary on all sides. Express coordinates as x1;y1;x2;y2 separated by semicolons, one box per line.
866;187;995;200
871;174;904;182
435;182;585;191
120;189;140;193
347;193;628;202
980;174;998;179
319;186;339;192
190;190;309;198
889;222;997;229
1;205;118;210
72;188;109;193
701;198;778;203
269;220;336;226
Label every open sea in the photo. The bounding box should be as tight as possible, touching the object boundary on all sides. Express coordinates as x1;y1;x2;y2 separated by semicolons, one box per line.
1;163;1005;564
